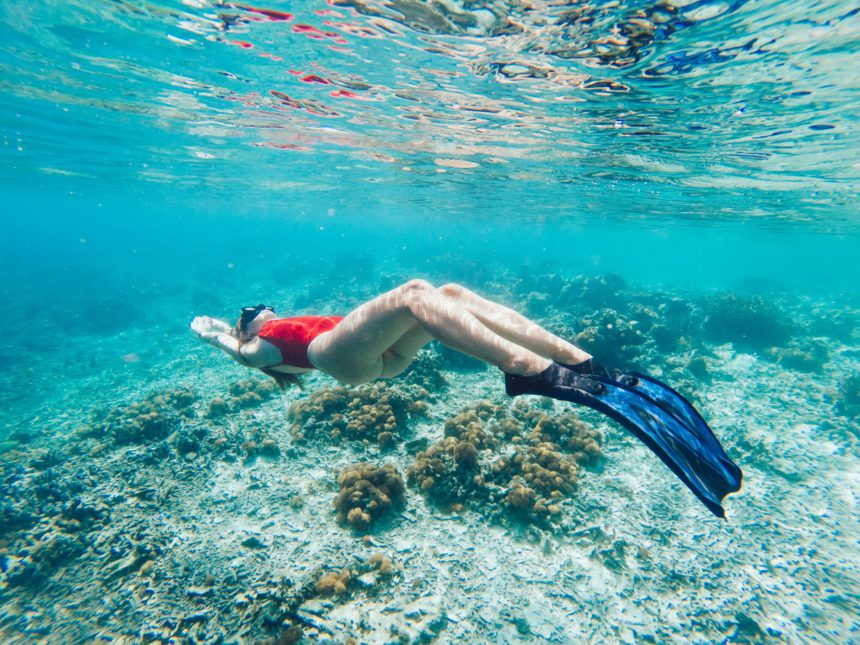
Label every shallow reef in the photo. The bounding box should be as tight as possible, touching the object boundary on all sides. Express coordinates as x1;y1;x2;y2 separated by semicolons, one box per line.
206;377;279;418
574;307;649;366
315;553;396;597
89;387;198;444
397;348;449;393
3;270;858;643
703;292;792;351
334;463;406;530
837;374;860;420
766;338;830;372
408;400;602;526
0;458;110;588
289;383;428;448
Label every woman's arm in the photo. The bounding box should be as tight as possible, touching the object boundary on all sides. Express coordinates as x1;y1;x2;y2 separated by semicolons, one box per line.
190;316;281;368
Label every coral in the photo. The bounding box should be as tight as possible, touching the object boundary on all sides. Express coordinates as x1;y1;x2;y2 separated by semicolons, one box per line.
241;438;281;460
522;412;603;466
558;273;628;312
703;293;791;350
313;553;397;601
574;308;647;365
399;349;448;393
168;424;210;457
495;409;601;521
289;383;428;448
437;342;487;371
409;402;601;525
227;377;278;410
315;568;353;595
407;401;505;505
491;444;581;519
687;355;711;382
91;387;197;444
205;397;230;419
766;338;828;373
524;290;552;317
516;271;566;303
4;525;88;586
837;374;860;419
334;463;406;530
809;305;857;341
367;552;395;576
643;296;702;354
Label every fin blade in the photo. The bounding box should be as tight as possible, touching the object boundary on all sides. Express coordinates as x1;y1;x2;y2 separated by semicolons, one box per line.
547;379;742;517
627;371;743;485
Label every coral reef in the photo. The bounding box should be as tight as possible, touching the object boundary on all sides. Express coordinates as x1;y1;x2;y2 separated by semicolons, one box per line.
687;355;711;382
558;273;628;312
289;383;428;448
766;338;829;373
837;374;860;419
201;378;279;422
227;377;278;410
313;553;397;601
90;387;197;444
316;568;353;596
408;401;601;525
334;463;406;530
703;293;791;350
398;348;449;393
6;269;858;643
643;296;703;354
574;308;647;365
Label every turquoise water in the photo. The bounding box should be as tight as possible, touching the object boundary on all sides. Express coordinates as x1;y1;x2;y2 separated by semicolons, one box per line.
1;0;859;642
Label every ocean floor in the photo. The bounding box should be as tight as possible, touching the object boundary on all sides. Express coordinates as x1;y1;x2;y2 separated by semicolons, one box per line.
1;269;858;643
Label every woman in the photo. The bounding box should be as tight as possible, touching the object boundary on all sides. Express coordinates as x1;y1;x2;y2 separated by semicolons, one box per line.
191;279;742;518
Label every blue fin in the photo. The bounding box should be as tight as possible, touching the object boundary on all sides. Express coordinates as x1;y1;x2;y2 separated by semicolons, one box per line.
506;363;743;518
627;371;743;486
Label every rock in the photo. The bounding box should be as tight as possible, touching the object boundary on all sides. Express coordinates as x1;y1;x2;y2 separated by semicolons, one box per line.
181;609;212;624
241;536;267;550
355;572;378;588
186;585;214;597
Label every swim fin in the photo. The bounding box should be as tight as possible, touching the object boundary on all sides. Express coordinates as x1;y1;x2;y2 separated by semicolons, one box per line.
505;361;742;518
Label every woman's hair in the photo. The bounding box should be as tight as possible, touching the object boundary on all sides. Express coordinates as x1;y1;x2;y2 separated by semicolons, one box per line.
236;305;303;391
258;367;303;391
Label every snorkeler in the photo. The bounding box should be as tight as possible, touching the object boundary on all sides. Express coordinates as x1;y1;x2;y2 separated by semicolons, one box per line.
191;280;742;517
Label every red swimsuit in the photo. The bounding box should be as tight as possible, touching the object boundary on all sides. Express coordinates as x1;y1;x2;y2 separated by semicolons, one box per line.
257;316;343;368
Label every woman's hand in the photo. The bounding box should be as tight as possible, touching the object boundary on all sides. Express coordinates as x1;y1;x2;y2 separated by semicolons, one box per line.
191;316;231;344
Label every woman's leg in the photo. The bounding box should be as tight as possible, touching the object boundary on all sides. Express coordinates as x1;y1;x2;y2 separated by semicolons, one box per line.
307;280;551;384
438;283;592;365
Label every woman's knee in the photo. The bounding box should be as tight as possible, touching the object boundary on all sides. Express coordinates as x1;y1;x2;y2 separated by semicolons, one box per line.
438;282;467;300
397;279;436;309
399;278;435;295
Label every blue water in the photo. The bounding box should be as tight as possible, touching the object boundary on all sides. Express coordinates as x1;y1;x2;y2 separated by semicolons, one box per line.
1;0;859;642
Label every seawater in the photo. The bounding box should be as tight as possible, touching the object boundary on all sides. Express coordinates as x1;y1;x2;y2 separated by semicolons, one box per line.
1;0;858;642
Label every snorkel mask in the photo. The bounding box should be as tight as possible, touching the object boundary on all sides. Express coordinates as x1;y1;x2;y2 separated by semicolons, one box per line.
238;304;275;333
